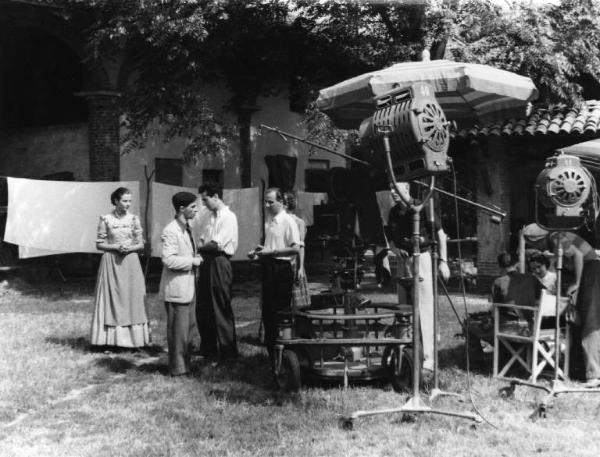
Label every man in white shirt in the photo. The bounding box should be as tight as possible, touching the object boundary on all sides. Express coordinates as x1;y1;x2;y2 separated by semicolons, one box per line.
249;187;300;355
196;183;239;362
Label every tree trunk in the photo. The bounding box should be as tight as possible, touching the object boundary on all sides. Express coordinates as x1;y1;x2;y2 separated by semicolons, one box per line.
237;105;260;188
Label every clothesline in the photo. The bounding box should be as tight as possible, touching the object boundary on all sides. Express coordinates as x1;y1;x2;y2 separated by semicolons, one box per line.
2;178;328;261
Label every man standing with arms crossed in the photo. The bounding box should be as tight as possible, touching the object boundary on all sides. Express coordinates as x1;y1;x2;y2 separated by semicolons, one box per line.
196;183;239;362
249;187;300;358
159;192;203;376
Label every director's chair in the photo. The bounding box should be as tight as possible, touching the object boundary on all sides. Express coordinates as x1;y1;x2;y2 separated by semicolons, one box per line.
493;291;570;382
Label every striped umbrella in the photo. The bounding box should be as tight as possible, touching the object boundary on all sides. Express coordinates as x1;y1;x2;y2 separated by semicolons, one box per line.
316;60;539;130
560;139;600;172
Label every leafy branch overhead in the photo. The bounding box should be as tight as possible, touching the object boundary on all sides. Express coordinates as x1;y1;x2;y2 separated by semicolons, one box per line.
69;0;600;161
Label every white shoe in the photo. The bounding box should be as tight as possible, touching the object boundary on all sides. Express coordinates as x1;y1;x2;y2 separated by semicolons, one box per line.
422;359;434;372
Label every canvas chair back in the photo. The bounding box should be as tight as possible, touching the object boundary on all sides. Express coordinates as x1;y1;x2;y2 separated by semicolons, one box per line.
493;290;570;382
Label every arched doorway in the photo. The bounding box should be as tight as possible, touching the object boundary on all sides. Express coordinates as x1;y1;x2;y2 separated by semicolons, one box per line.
1;26;88;129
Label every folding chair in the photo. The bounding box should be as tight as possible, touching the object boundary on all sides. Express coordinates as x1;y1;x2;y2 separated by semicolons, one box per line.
493;291;570;382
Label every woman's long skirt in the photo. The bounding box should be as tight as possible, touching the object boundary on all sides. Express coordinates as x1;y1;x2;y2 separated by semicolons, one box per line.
90;251;150;348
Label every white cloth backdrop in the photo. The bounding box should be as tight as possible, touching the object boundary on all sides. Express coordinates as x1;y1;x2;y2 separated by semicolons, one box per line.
150;182;261;261
4;178;140;258
375;190;395;227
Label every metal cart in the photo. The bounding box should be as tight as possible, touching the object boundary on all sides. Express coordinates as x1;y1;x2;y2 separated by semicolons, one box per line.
272;291;414;392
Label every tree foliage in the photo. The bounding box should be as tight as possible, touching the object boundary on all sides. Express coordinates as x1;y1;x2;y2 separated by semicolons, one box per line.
68;0;600;163
70;0;293;162
292;0;442;150
445;0;600;104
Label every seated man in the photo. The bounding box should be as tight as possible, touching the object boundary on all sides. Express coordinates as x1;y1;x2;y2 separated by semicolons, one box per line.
467;252;542;365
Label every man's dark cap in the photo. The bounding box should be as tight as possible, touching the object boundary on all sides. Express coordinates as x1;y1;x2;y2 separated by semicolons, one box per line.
172;192;197;211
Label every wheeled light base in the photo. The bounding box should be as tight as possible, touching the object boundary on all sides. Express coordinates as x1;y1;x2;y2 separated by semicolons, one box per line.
429;388;463;402
499;378;600;420
339;394;481;430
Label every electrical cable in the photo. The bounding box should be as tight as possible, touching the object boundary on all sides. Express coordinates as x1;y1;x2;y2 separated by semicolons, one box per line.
439;174;502;213
450;164;499;429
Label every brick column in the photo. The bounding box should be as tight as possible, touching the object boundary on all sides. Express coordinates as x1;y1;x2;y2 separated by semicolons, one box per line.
79;91;121;181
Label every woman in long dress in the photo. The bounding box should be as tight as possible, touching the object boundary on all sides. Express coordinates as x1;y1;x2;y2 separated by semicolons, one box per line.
90;187;150;349
284;192;309;308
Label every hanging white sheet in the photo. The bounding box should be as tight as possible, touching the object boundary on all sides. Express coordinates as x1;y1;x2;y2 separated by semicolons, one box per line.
376;190;395;227
150;182;261;261
4;178;140;258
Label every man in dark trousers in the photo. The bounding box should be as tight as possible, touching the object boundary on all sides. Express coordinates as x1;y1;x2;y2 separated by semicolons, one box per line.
196;183;239;362
249;187;300;357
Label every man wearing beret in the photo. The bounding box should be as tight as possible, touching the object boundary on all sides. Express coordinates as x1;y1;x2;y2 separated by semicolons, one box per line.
159;192;203;376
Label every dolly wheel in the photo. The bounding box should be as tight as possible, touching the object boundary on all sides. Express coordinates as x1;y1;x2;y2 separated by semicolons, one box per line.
339;417;354;431
498;386;515;399
529;404;547;422
274;350;301;392
382;346;413;393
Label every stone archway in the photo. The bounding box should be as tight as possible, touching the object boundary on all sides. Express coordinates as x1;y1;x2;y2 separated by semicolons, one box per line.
0;1;121;181
1;25;88;128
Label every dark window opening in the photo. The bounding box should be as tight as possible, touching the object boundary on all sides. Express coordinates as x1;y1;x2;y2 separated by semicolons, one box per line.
155;158;183;186
202;169;224;187
305;159;330;192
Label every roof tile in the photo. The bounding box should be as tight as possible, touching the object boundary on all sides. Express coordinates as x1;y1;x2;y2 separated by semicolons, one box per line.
454;101;600;139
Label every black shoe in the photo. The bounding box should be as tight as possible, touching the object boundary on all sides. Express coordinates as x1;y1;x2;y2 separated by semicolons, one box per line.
170;371;190;377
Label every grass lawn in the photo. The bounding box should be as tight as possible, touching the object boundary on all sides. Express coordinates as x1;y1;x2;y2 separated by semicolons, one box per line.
1;271;600;457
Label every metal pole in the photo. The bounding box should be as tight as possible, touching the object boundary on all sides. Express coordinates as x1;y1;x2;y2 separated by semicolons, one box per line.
260;123;507;220
414;180;506;220
555;234;563;382
429;197;439;390
412;207;422;398
259;124;371;166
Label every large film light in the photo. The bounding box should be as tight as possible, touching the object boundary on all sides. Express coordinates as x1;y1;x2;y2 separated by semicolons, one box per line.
535;152;593;230
357;82;450;181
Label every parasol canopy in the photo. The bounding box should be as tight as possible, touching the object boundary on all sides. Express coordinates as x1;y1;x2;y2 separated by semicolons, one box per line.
560;139;600;171
316;59;539;130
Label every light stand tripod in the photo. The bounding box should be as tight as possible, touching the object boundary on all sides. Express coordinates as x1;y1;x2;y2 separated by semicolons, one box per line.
340;133;481;428
500;231;600;419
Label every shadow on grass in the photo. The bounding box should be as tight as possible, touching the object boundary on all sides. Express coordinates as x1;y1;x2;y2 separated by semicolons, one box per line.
207;385;301;407
95;356;137;373
93;351;168;375
238;334;262;346
202;353;308;406
439;343;495;376
46;336;91;352
134;360;170;376
45;336;165;356
0;274;96;300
